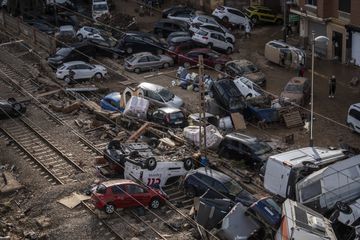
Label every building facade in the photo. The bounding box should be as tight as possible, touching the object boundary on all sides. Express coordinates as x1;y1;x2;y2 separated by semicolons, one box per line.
289;0;360;65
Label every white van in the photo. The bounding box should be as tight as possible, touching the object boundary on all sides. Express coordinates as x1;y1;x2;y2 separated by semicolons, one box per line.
233;76;263;98
296;155;360;214
347;103;360;134
92;1;110;20
263;147;346;199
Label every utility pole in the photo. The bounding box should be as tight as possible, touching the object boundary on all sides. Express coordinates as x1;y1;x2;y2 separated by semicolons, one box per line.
283;0;287;42
198;55;207;159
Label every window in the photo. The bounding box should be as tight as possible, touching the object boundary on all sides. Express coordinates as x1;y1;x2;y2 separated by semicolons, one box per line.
111;185;125;194
148;55;160;61
138;57;148;63
349;109;360;121
307;0;317;6
300;180;322;201
218;34;225;42
127;184;145;194
228;9;244;17
147;90;162;101
339;0;351;13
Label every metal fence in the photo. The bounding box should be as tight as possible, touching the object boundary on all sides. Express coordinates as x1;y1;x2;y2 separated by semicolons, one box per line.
0;11;56;53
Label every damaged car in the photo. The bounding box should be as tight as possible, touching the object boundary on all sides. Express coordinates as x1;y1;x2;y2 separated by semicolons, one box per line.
0;98;26;119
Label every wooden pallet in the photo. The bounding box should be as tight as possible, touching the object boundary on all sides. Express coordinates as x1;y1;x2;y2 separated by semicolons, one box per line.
283;111;303;128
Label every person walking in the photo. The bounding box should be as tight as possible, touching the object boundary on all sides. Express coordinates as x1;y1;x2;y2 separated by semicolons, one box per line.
329;75;336;98
298;63;305;77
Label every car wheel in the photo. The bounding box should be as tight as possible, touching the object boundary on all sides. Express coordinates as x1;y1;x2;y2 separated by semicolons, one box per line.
214;64;222;71
104;203;115;214
163;62;170;68
146;157;157;170
336;201;352;214
207;43;213;49
94;73;103;80
183;158;194;171
184;62;190;68
149;197;161;209
64;76;72;84
185;186;196;198
226;47;232;54
349;123;356;133
251;16;258;25
222;16;229;22
246;94;252;99
7;98;16;104
126;47;133;54
11;103;21;116
134;68;141;74
77;34;83;41
226;37;233;44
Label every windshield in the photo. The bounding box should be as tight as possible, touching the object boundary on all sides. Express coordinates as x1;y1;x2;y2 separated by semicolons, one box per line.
243;63;258;73
96;184;106;194
248;141;272;155
285;84;303;93
126;55;137;63
170;111;184;120
224;179;242;196
158;88;174;102
93;3;108;11
56;47;72;56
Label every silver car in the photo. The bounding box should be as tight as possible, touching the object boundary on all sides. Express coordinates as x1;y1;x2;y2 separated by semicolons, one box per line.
125;52;174;74
138;82;183;108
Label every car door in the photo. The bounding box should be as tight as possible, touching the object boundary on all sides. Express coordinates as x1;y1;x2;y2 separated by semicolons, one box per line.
209;33;220;48
76;64;92;79
137;56;150;71
147;90;164;106
147;55;161;69
111;185;128;208
126;184;148;207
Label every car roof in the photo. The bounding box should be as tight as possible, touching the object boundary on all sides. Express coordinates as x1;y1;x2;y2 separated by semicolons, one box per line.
350;103;360;109
138;82;163;91
225;132;258;144
158;107;181;113
187;48;213;54
193;167;231;182
288;77;308;85
130;52;153;58
101;179;136;187
157;18;188;26
226;59;253;66
63;61;87;66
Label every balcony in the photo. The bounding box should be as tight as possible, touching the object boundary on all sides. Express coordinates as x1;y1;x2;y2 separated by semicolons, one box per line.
304;4;317;16
338;11;350;24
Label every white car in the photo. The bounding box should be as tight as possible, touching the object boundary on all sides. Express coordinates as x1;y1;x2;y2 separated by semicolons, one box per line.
190;23;235;43
192;28;233;54
212;5;248;27
76;26;105;41
92;1;110;20
347;103;360;133
56;61;107;83
233;76;263;99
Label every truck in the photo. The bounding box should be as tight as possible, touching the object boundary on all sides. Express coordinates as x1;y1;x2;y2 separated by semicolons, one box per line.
263;147;347;200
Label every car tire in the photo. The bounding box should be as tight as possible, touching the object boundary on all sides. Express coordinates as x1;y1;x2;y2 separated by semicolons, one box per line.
11;103;21;116
146;157;157;171
246;94;252;99
126;47;133;54
222;16;229;22
251;16;258;25
94;73;103;80
7;98;16;104
64;76;72;84
149;197;161;209
349;123;356;133
104;203;115;214
214;64;222;71
163;62;170;68
185;186;196;198
336;201;352;214
226;47;232;54
226;37;233;44
184;62;191;68
183;158;194;171
77;34;83;41
134;68;141;74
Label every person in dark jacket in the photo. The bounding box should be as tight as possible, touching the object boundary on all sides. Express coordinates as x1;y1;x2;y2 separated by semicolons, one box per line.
329;75;336;98
298;63;305;77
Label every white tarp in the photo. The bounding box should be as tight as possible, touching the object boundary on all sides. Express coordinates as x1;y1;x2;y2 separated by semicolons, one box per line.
183;125;223;149
123;96;149;119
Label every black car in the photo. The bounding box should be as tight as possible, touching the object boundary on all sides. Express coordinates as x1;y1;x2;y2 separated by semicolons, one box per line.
166;31;191;44
47;42;95;68
183;167;257;207
0;98;26;119
86;38;125;59
211;78;246;113
218;133;274;168
148;107;187;128
24;20;57;35
162;5;194;18
118;31;168;55
154;19;189;38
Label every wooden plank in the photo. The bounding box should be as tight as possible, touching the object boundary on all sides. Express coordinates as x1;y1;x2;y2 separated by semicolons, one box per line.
231;112;246;130
127;122;152;142
36;89;61;98
283;111;303;128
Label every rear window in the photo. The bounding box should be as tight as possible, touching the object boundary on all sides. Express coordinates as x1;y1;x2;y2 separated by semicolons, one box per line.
300;180;322;201
197;29;208;36
96;184;107;194
126;55;137;63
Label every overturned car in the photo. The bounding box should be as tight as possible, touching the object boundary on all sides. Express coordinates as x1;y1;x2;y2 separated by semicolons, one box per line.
0;98;26;119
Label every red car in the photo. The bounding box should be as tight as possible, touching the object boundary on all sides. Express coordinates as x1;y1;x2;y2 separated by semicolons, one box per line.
91;179;167;214
167;39;202;62
178;48;232;71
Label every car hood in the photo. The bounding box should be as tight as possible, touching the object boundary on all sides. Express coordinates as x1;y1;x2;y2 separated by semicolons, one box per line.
166;95;183;108
48;55;64;63
280;92;302;103
235;190;257;207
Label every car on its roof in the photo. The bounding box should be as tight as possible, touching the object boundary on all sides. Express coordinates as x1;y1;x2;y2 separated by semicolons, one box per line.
225;59;266;87
138;82;183;108
100;92;122;112
217;133;274;168
91;179;168;214
154;18;189;38
280;77;310;106
178;48;231;71
183;167;257;206
0;98;26;119
243;5;282;25
124;52;174;74
148;107;187;128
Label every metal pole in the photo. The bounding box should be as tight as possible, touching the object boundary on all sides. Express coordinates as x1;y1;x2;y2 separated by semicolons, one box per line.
310;31;315;147
283;0;287;42
198;55;204;155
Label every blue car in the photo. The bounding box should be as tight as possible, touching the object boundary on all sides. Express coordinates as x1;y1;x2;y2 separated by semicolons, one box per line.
100;92;123;112
248;197;281;229
183;167;256;207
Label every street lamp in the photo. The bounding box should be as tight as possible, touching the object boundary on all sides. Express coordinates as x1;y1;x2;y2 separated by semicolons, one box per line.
310;31;329;147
